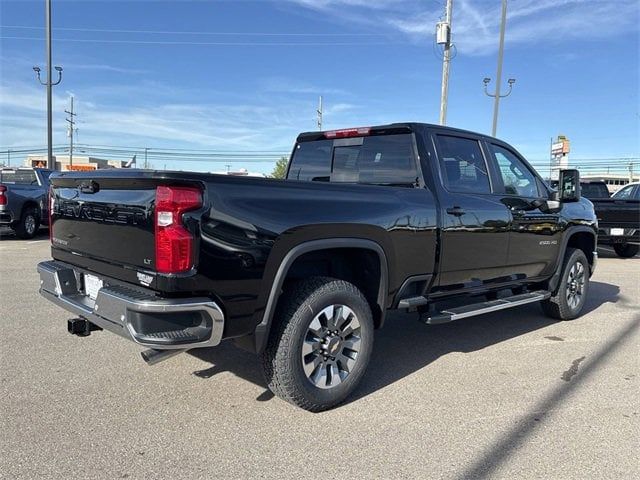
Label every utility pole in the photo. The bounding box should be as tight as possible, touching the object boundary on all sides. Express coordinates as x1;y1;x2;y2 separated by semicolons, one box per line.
7;149;10;167
33;0;63;170
144;147;149;169
549;137;553;180
438;0;453;125
317;95;323;131
482;0;514;137
629;162;634;183
64;95;76;168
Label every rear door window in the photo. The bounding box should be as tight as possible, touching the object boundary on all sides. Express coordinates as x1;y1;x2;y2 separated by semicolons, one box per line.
435;135;491;194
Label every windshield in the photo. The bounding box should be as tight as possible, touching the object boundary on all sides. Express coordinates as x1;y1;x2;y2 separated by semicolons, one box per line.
612;184;637;199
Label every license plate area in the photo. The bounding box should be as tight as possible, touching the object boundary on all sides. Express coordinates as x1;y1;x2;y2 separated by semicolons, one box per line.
84;274;104;300
610;228;625;236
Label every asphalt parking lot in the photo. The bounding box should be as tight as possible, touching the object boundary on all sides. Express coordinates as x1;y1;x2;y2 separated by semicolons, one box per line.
1;229;638;479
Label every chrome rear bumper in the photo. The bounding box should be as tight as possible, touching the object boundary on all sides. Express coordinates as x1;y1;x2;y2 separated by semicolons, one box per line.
37;260;224;350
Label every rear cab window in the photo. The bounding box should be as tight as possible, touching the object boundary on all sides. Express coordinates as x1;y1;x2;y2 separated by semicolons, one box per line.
0;170;38;185
287;133;419;186
580;182;610;199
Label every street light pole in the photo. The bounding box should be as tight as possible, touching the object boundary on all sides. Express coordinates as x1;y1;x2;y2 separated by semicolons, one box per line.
492;0;508;136
33;0;62;169
482;0;513;137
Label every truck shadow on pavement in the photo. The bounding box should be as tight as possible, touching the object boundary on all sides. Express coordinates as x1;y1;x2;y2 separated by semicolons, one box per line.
0;226;49;240
597;245;639;259
189;280;620;405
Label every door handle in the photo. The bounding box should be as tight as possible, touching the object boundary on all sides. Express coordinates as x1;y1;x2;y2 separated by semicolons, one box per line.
446;206;465;216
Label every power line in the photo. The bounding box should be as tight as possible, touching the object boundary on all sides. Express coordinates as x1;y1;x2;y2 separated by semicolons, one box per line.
1;25;388;37
1;36;402;46
1;145;636;163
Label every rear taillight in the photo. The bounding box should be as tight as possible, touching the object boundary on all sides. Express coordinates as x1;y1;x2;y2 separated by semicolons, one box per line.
324;127;371;139
155;185;202;273
0;185;7;206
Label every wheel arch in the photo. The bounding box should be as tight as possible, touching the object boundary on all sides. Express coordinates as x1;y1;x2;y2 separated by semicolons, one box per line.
547;226;596;293
20;200;41;218
253;238;389;353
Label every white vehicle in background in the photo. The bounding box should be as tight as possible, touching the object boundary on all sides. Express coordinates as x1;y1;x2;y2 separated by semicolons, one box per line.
612;182;639;197
211;168;266;178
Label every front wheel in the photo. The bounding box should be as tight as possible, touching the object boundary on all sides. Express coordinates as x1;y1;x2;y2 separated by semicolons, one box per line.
260;276;374;412
613;243;639;258
541;248;589;320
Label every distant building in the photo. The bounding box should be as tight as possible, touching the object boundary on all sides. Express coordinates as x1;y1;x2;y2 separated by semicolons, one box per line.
581;173;640;193
24;154;127;171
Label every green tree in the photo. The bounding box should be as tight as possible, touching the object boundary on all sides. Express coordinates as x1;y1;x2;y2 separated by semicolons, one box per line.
271;156;289;179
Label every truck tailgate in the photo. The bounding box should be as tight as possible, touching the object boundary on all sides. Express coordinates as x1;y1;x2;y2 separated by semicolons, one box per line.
50;173;204;284
592;199;640;226
52;184;156;270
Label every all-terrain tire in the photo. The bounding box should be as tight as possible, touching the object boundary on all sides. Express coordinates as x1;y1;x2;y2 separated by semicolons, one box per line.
613;243;639;258
260;276;374;412
13;207;40;239
541;248;589;320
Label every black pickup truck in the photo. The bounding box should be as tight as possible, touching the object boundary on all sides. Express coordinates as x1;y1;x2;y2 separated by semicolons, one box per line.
37;123;597;411
583;181;639;258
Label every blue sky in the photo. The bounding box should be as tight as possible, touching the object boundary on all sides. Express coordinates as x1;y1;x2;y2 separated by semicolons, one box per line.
0;0;638;174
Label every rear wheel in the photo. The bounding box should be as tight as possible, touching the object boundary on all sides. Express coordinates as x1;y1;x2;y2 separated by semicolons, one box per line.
260;276;374;412
541;248;589;320
613;243;639;258
13;207;39;239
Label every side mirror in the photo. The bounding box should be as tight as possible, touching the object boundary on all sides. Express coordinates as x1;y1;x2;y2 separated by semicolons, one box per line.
558;169;581;202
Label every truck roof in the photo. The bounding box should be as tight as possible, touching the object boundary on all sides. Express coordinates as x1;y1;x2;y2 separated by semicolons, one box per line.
297;122;501;143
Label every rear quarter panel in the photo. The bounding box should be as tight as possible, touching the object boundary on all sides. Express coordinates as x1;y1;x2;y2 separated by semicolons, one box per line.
194;176;438;338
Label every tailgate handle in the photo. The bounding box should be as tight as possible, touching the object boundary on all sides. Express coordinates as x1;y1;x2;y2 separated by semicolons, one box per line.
79;180;100;194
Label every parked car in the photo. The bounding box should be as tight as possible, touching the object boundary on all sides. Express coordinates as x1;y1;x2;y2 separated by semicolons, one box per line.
37;123;597;411
0;167;53;239
591;182;640;258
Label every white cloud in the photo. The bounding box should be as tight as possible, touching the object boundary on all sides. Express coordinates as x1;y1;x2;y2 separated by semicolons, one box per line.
62;63;148;75
261;77;348;95
286;0;640;55
0;80;324;150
